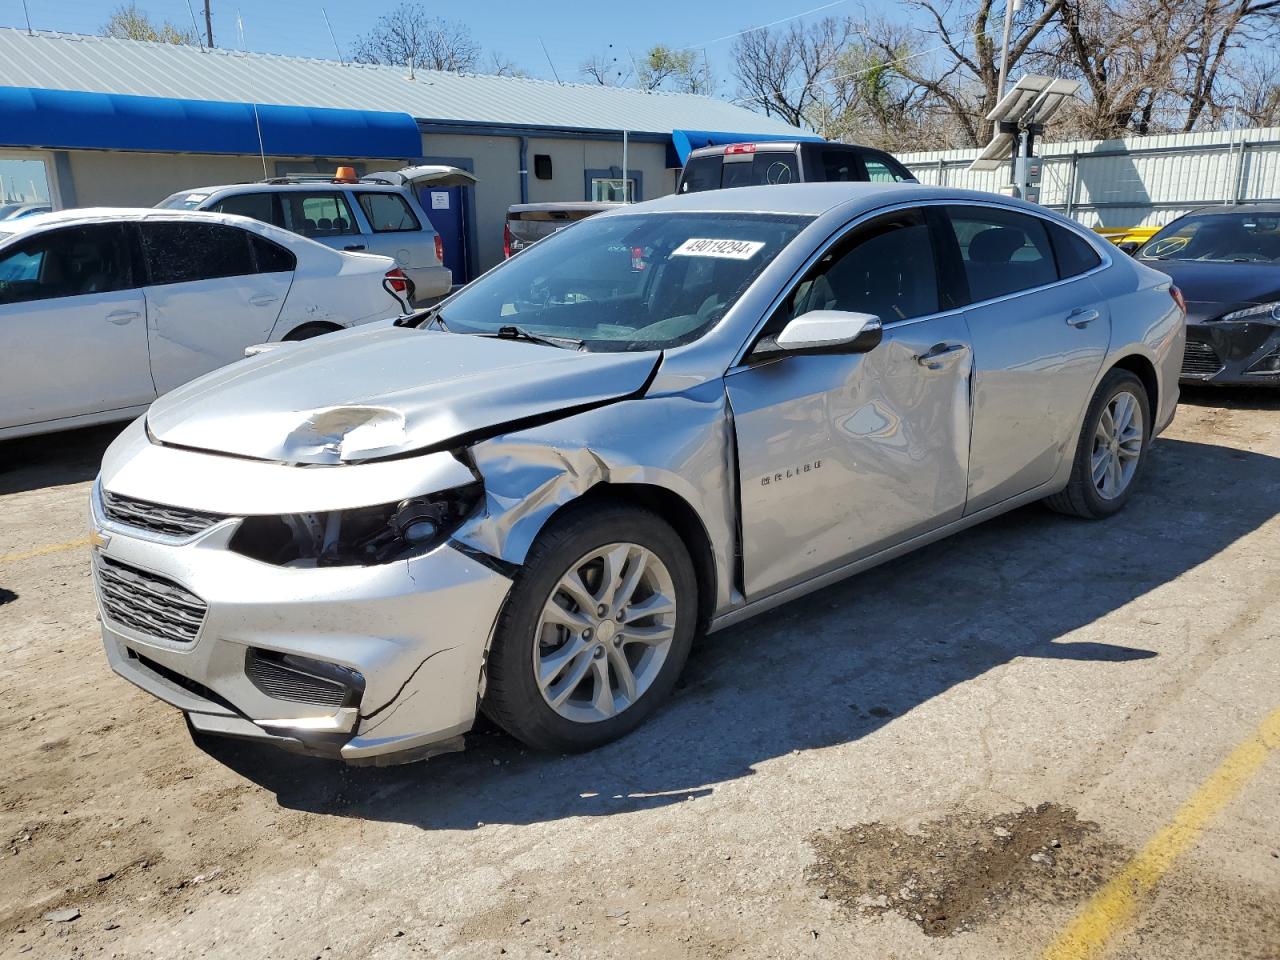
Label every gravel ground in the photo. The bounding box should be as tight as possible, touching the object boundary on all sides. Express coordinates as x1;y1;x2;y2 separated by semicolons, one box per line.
1;388;1278;960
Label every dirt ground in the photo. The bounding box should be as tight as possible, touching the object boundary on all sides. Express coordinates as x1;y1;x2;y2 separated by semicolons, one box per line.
1;388;1278;960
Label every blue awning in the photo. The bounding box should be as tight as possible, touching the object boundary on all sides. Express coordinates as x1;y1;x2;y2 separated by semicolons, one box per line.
0;86;423;159
671;128;824;165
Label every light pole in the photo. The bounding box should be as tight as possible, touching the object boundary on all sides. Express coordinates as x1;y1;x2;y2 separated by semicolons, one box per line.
996;0;1022;101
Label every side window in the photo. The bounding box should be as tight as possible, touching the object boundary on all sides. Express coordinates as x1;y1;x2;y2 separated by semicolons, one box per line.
946;206;1058;301
281;192;358;237
210;192;278;226
140;222;255;285
861;155;911;182
250;235;297;274
768;208;938;334
1048;222;1103;278
821;150;858;182
356;192;421;233
0;224;133;305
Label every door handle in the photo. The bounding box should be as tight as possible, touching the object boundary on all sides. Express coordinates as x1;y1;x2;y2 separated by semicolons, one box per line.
249;295;279;307
1067;308;1100;328
105;310;140;325
343;244;366;251
916;342;969;370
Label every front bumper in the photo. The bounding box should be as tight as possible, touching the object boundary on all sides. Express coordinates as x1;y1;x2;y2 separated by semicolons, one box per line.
90;482;512;764
1180;319;1280;386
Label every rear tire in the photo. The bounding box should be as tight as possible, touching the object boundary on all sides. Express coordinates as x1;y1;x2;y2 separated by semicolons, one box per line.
482;502;697;753
1046;368;1151;519
283;322;342;341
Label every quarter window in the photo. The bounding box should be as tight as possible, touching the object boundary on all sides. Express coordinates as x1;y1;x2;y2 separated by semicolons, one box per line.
0;224;133;305
141;222;255;285
862;156;912;182
1048;222;1103;278
821;150;858;182
356;192;420;233
772;208;939;331
251;235;296;274
281;192;358;237
945;207;1057;301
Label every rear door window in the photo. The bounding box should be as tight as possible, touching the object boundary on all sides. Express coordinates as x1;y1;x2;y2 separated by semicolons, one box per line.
861;154;913;182
0;223;134;304
210;192;279;226
356;192;420;233
945;206;1059;302
140;222;255;285
281;192;358;238
821;150;860;182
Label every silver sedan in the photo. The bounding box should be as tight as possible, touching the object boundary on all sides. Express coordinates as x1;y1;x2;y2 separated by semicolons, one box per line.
91;184;1186;764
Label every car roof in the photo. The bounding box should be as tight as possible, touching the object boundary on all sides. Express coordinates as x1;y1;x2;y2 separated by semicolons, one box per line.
599;182;1019;218
173;181;405;196
1182;202;1280;217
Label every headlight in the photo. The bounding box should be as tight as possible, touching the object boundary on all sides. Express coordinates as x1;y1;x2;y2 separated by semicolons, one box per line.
1219;301;1280;322
229;483;482;567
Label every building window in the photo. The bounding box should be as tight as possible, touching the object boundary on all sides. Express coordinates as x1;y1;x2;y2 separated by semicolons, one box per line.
534;154;553;180
0;152;56;217
591;178;635;203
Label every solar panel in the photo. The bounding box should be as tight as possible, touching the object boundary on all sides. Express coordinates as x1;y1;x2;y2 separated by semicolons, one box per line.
969;131;1016;172
969;75;1081;174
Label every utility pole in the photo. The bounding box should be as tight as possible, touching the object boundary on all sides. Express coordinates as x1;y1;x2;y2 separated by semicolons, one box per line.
203;0;214;48
996;0;1021;101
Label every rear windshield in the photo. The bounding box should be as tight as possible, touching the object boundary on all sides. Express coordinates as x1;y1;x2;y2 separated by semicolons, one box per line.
680;152;800;194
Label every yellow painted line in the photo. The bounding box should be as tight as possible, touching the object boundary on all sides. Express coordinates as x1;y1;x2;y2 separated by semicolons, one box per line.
1044;705;1280;960
0;536;92;565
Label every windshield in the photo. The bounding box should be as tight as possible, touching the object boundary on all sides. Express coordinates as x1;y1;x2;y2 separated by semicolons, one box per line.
157;192;211;210
1139;212;1280;263
440;211;811;351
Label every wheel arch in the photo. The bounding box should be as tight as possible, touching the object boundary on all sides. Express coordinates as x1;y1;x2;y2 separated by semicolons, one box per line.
1108;352;1159;426
543;483;719;636
282;320;343;341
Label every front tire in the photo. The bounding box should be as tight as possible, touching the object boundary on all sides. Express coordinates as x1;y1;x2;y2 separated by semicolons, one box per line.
1046;368;1151;519
482;502;697;752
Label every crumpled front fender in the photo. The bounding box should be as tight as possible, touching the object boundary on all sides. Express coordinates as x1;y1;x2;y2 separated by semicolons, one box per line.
453;382;739;613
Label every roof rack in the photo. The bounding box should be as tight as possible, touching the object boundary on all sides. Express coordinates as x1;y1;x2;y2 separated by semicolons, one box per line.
259;172;406;186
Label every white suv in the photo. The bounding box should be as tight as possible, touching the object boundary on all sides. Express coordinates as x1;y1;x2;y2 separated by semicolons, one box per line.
160;166;476;304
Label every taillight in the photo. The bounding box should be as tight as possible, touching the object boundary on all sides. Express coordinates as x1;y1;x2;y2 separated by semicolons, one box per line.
725;143;757;155
384;267;409;295
434;234;444;264
503;223;513;259
1169;285;1187;314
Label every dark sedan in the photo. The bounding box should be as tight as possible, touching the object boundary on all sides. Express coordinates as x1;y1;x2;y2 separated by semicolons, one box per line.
1137;204;1280;385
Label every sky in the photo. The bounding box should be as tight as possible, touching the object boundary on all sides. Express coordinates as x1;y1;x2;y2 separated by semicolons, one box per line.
0;0;869;101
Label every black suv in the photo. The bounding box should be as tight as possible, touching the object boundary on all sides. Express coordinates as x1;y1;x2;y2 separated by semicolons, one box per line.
677;141;916;194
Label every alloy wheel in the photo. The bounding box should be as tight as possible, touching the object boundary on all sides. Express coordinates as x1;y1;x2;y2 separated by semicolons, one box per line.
1091;389;1144;500
533;542;678;724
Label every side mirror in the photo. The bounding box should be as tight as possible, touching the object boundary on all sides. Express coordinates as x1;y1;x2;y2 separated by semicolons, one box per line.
770;310;883;356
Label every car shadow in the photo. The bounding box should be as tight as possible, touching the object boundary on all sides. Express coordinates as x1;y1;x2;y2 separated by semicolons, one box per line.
1179;383;1280;412
200;435;1279;829
0;422;125;496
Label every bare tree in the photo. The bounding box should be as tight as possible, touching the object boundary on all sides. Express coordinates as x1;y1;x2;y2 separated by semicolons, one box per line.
580;49;632;86
638;46;715;94
101;2;198;44
353;3;480;73
1229;52;1280;126
486;51;528;78
731;18;856;127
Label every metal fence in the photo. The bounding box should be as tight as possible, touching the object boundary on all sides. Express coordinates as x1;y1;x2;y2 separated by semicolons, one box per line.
897;126;1280;229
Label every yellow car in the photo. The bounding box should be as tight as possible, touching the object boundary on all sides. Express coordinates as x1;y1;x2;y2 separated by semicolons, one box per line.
1093;226;1161;254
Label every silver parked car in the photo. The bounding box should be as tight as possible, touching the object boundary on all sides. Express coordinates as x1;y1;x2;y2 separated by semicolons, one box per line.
91;184;1185;764
159;165;477;304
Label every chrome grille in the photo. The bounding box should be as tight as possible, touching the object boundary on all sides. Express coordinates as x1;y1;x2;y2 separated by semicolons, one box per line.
95;555;207;644
1181;341;1223;376
102;490;226;539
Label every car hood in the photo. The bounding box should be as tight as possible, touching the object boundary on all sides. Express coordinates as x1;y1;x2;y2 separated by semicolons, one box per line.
146;325;660;464
1143;259;1280;321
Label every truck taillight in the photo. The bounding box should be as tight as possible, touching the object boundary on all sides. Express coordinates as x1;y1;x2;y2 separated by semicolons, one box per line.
503;223;513;259
434;234;444;264
1169;285;1187;314
384;267;409;294
725;143;757;155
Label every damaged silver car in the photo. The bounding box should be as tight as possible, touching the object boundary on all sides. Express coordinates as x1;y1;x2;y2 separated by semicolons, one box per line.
91;184;1186;764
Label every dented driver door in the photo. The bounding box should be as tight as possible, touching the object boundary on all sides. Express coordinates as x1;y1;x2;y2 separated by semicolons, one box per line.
725;207;973;600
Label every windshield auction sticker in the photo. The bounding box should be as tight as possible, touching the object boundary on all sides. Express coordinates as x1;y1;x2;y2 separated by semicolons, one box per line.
672;238;766;260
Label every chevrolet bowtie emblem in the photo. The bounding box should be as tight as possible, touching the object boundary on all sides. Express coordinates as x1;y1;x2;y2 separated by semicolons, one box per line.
90;528;111;550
